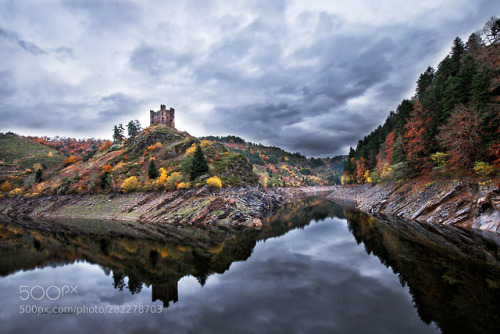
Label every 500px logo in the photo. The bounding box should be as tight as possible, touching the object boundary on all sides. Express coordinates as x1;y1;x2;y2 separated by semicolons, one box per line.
19;285;78;301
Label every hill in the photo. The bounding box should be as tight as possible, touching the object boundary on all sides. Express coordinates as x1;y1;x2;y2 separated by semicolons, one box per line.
0;132;64;192
343;17;500;186
0;126;345;198
201;135;345;187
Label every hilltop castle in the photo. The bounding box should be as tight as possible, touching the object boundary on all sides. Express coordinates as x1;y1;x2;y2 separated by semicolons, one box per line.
150;104;175;127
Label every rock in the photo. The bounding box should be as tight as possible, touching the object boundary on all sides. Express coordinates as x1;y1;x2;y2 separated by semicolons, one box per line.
247;218;262;229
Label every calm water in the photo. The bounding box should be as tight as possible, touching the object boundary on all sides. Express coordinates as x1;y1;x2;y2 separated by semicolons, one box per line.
0;196;499;334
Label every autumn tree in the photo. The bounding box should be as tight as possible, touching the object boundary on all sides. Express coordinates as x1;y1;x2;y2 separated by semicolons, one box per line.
1;181;12;192
404;101;430;172
99;140;112;152
437;104;483;168
120;176;139;193
190;145;209;180
355;157;367;183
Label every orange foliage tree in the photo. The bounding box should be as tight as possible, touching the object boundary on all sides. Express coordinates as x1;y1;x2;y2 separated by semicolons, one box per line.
404;101;431;172
99;140;112;152
101;164;113;174
1;181;12;192
355;157;367;183
437;104;483;169
63;155;77;165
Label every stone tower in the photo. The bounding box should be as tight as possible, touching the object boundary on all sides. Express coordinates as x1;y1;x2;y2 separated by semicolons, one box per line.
150;104;175;127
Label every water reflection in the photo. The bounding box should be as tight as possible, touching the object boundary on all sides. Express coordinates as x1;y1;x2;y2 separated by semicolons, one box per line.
0;196;335;309
0;196;499;333
344;209;500;334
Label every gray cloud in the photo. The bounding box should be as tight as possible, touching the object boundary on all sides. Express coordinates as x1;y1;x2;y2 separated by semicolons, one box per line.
0;27;46;55
0;0;498;155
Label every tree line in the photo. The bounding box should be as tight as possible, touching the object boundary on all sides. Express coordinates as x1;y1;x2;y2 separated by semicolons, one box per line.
343;17;500;184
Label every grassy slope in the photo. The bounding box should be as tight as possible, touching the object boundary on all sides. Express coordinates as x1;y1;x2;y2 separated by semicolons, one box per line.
0;133;64;188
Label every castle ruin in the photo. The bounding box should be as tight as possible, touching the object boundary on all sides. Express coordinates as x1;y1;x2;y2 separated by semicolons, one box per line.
150;104;175;127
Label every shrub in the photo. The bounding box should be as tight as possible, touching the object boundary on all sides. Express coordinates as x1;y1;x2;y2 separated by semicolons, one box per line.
63;156;77;165
474;161;494;177
392;161;416;180
148;142;162;151
176;181;188;189
9;188;23;197
121;176;139;193
1;181;12;192
166;172;182;190
431;152;447;167
206;176;222;189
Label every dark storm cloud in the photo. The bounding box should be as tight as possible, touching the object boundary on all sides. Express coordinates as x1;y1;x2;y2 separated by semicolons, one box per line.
194;20;422;155
1;92;143;135
0;0;498;155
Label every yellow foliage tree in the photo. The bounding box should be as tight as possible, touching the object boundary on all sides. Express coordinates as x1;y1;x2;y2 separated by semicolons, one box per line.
200;140;211;148
185;143;197;156
120;176;139;193
364;170;373;183
159;168;168;186
206;176;222;188
380;163;393;180
1;181;12;192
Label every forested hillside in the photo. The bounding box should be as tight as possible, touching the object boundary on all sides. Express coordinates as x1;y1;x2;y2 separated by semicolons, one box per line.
343;17;500;184
201;135;345;187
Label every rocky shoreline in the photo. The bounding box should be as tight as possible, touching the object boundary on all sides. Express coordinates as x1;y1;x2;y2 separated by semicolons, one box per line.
327;178;500;232
0;186;320;230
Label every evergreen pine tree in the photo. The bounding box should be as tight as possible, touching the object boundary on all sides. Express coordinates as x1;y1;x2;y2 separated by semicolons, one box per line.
127;120;137;137
35;168;43;183
113;125;125;142
148;159;159;179
100;171;111;189
190;145;209;180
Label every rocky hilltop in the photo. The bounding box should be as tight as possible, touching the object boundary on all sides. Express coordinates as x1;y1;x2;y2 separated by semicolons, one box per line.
328;178;500;231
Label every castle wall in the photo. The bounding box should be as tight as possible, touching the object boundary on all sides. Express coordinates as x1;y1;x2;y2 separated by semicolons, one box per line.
150;105;175;127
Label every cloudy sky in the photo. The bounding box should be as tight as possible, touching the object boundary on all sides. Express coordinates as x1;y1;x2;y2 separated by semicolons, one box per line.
0;0;498;157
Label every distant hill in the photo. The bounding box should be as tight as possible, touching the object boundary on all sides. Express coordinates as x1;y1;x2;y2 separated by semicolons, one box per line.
0;133;64;190
201;135;346;187
343;17;500;184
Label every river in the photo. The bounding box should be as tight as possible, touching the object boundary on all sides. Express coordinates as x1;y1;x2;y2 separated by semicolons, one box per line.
0;196;499;333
